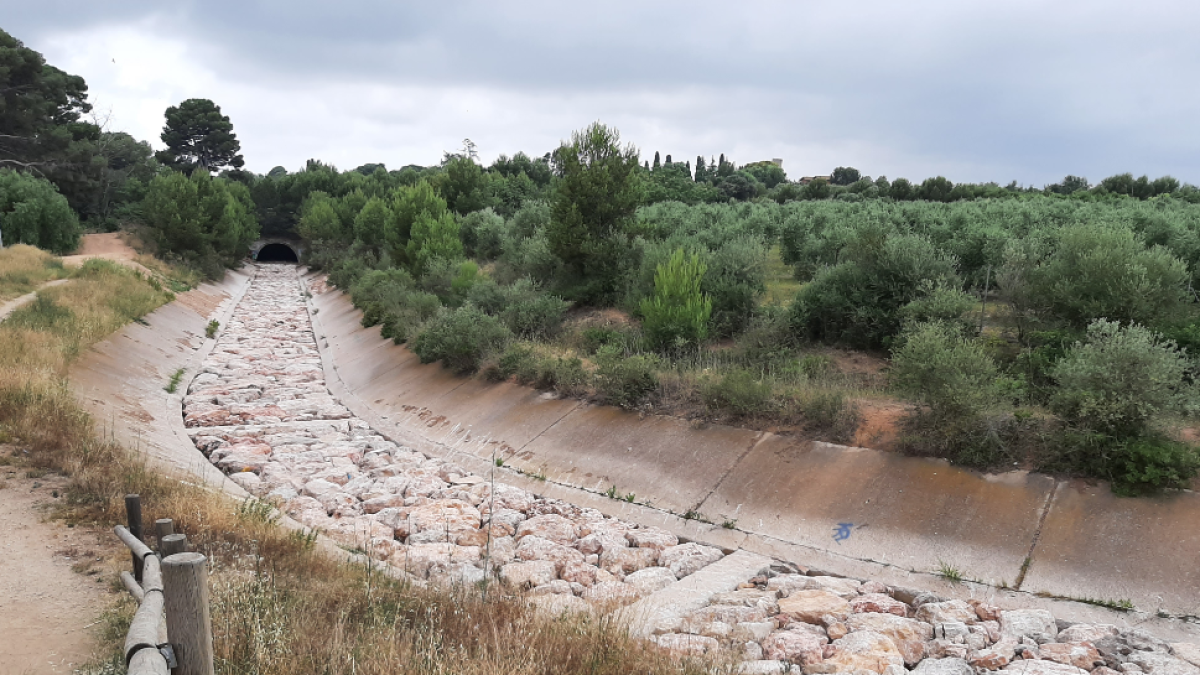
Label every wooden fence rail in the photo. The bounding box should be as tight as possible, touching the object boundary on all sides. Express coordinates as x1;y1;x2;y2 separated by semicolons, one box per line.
114;494;213;675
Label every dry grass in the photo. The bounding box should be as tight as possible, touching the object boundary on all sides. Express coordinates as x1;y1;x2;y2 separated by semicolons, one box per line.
0;244;70;301
0;254;721;675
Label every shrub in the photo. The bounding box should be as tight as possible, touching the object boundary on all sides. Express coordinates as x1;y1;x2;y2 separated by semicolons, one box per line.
1050;319;1197;439
488;343;537;382
890;320;1001;419
1110;437;1200;495
542;356;590;397
1014;222;1189;330
704;235;768;337
899;283;977;333
580;326;639;355
1045;430;1200;496
640;247;712;351
458;208;507;260
0;169;82;254
466;278;570;338
701;370;773;418
378;291;441;344
791;230;960;350
795;353;835;379
411;305;512;374
593;346;658;409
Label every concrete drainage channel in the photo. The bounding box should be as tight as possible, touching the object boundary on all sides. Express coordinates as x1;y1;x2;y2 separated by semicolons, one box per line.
170;264;1200;672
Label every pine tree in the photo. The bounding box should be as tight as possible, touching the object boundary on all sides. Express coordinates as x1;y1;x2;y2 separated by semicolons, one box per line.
640;247;712;351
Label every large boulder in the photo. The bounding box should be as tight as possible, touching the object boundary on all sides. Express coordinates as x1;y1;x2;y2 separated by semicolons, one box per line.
825;630;905;674
515;514;578;545
917;600;977;625
762;628;828;665
658;543;724;577
500;560;557;588
778;590;851;625
1002;661;1088;675
1039;642;1105;670
624;567;678;595
913;658;975;675
655;633;719;656
851;593;909;617
1000;609;1057;641
846;612;933;666
1057;624;1119;644
515;535;585;573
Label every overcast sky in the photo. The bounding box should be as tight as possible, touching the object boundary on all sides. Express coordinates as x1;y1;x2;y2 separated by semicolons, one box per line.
7;1;1200;185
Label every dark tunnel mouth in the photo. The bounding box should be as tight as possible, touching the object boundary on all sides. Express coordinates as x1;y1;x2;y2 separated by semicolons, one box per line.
256;243;299;263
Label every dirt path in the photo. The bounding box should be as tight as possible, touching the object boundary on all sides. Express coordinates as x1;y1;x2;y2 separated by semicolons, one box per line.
0;279;71;323
0;445;116;674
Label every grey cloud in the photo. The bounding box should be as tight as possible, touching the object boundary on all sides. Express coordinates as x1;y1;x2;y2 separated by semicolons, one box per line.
7;1;1200;183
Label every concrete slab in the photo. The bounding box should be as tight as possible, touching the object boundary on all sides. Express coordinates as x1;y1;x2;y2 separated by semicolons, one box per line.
519;405;761;515
1023;481;1200;617
621;550;773;638
699;438;1055;587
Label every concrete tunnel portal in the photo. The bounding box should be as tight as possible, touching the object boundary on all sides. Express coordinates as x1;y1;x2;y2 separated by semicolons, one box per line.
250;240;302;263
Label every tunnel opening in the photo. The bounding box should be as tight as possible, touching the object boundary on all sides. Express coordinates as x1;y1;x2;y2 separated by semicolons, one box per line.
256;242;299;263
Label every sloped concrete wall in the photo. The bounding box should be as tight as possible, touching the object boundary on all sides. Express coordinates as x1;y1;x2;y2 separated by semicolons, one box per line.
69;270;254;497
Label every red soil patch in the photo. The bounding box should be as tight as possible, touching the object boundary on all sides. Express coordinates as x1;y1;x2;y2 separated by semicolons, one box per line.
851;400;909;451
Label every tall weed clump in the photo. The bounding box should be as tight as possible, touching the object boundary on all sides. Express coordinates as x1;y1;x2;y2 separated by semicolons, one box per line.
640;247;711;351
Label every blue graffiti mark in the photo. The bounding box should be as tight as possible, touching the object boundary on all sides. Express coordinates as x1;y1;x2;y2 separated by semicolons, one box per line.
832;522;855;544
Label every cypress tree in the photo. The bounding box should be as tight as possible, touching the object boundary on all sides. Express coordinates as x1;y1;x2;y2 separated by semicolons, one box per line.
665;154;673;166
652;151;661;170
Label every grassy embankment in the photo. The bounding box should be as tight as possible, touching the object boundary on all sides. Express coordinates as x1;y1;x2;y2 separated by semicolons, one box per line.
0;248;715;675
0;243;71;301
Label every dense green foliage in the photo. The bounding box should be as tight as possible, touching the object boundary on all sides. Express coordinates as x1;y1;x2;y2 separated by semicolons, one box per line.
1050;320;1197;439
0;168;81;253
640;247;712;351
157;98;246;175
548;122;643;303
141;170;259;277
411;304;512;374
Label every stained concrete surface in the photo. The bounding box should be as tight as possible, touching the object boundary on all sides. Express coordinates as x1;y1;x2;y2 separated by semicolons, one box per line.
698;438;1057;587
69;270;253;496
1023;481;1200;617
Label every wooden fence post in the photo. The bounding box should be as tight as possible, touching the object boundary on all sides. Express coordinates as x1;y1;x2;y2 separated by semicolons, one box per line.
154;518;174;550
162;552;214;675
161;533;188;557
125;494;144;581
